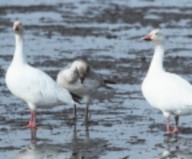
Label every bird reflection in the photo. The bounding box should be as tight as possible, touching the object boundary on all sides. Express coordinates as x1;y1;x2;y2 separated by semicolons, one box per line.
15;128;41;159
154;136;192;159
15;123;105;159
69;122;106;159
71;122;90;158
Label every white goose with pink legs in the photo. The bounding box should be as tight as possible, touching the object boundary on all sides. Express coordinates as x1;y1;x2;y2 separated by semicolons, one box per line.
141;29;192;135
5;21;75;128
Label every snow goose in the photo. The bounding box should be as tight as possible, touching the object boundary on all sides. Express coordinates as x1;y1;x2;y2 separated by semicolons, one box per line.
5;21;76;128
57;59;112;121
141;29;192;134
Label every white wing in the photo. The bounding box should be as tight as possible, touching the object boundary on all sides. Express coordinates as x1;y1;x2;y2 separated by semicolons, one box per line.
6;64;73;107
142;72;192;115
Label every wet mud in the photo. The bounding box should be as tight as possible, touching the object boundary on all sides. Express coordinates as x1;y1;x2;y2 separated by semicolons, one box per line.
1;0;192;159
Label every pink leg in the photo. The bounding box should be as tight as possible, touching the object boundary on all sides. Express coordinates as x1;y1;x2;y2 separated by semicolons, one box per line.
165;117;171;135
172;115;179;134
28;110;37;128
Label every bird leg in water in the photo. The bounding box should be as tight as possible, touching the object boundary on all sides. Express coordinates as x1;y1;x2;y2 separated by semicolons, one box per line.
28;110;37;128
73;104;77;120
172;115;179;134
165;116;171;135
85;101;90;122
30;127;37;143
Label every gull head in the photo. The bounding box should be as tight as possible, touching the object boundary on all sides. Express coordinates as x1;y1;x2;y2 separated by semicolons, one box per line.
72;60;90;84
13;21;24;34
142;29;164;45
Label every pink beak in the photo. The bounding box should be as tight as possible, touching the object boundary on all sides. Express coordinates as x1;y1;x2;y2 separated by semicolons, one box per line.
142;33;152;41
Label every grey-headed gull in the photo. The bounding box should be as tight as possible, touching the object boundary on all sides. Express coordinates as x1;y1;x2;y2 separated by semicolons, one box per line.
5;21;76;128
57;59;112;121
141;29;192;134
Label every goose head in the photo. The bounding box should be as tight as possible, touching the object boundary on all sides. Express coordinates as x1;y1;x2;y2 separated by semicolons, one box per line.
13;21;24;35
72;60;90;84
142;29;164;45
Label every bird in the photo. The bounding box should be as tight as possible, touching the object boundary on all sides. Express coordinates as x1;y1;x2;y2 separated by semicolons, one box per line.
5;21;76;128
141;29;192;135
56;59;113;122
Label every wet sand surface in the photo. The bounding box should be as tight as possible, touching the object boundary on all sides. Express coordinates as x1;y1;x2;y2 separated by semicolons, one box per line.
1;0;192;158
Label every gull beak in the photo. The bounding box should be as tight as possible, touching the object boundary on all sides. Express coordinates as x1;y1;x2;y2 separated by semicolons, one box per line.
80;76;86;84
142;33;152;41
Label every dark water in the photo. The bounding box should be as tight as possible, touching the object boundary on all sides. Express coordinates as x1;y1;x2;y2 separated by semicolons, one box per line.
1;0;192;158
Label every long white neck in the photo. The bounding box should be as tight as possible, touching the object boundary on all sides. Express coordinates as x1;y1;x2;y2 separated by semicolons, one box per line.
147;43;165;75
12;33;26;65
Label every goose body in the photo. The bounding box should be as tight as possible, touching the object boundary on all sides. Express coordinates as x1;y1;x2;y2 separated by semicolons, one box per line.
141;29;192;134
6;63;73;108
5;21;75;128
142;71;192;116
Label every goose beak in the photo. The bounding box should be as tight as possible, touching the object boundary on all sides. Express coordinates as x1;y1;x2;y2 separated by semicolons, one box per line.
142;33;152;41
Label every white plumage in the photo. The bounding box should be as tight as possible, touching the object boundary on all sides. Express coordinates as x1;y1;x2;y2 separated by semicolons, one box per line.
5;21;75;128
141;29;192;134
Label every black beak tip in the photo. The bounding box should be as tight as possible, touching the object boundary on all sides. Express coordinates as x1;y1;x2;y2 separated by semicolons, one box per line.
80;79;84;84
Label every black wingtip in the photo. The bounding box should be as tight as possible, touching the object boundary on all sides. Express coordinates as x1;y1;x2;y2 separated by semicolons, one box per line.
70;92;82;103
104;79;116;84
103;79;115;89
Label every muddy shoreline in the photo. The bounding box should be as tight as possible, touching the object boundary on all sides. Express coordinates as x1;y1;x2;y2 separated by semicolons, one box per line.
1;0;192;159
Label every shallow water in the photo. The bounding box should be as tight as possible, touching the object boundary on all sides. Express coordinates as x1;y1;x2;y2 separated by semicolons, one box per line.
1;0;192;159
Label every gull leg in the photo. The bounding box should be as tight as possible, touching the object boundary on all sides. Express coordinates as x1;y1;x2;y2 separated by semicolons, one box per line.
84;101;90;122
73;103;77;120
172;115;179;134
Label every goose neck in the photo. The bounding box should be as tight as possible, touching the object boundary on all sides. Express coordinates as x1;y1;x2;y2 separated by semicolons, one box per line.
148;44;165;74
12;34;26;65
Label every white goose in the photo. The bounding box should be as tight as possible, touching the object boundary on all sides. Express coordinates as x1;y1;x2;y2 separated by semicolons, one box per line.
57;59;112;121
5;21;75;128
141;29;192;134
